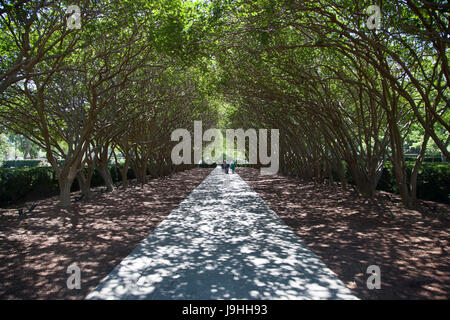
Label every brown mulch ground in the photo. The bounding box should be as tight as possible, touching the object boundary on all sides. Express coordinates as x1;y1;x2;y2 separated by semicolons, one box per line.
237;167;450;300
0;168;213;299
1;166;449;300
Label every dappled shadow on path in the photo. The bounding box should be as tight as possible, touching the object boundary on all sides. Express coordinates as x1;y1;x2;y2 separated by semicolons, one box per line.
87;168;356;300
238;168;450;300
0;168;212;299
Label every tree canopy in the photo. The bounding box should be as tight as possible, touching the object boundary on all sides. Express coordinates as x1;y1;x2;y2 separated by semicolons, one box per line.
0;0;448;208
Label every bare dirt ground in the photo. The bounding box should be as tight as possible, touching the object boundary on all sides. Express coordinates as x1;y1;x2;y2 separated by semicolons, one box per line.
237;167;450;300
0;168;213;299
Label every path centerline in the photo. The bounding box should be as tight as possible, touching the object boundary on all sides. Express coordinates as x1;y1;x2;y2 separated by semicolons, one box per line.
86;167;357;300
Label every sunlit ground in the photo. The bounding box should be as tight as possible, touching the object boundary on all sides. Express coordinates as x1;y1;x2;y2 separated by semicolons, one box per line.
239;168;450;300
0;168;212;299
87;167;356;300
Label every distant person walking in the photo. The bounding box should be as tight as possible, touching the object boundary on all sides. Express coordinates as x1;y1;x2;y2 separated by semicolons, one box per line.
225;160;230;174
231;161;235;174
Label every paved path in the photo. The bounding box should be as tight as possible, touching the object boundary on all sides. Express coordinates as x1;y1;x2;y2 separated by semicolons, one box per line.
86;167;357;300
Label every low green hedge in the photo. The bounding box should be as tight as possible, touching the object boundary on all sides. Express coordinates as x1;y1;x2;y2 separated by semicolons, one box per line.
337;161;449;204
1;159;44;168
404;155;443;162
0;165;136;205
0;167;58;204
236;163;252;167
377;162;449;204
197;162;217;168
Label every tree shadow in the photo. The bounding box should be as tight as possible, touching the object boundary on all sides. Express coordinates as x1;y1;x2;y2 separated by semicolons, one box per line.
238;168;450;300
87;168;356;300
0;168;213;299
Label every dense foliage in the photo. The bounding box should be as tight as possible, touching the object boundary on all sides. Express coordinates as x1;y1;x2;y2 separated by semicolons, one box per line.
0;0;448;208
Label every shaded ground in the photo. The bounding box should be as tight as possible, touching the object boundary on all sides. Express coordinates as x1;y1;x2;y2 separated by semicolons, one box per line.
87;167;356;300
237;168;450;300
0;168;212;299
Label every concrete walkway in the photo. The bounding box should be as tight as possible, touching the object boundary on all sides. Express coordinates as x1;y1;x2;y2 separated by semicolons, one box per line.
86;167;357;300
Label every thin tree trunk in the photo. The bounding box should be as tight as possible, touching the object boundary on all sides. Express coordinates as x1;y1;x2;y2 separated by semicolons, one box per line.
76;172;87;198
120;157;130;189
408;133;430;207
98;164;114;192
336;159;347;191
59;175;74;207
